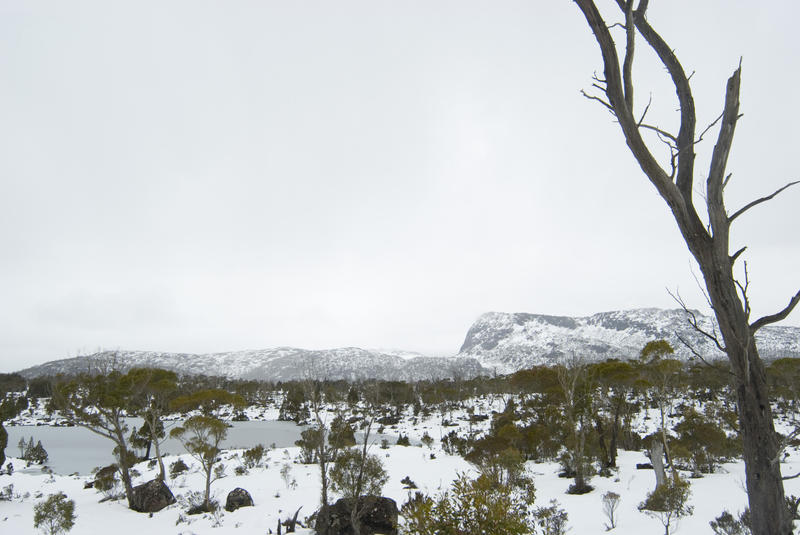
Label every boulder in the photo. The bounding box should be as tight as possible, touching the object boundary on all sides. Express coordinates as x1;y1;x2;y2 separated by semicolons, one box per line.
315;496;398;535
225;487;254;512
131;478;176;513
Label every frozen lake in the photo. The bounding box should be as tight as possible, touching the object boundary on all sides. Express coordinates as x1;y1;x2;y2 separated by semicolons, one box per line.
6;419;308;475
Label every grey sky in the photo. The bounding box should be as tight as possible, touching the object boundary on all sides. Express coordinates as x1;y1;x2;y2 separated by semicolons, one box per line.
1;0;798;372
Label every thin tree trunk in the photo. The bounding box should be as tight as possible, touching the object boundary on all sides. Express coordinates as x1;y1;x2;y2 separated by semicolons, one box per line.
650;438;666;489
153;436;165;481
205;467;212;510
594;416;610;470
113;419;135;509
609;407;620;468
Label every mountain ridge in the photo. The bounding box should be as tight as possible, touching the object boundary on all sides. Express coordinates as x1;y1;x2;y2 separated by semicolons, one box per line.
16;347;487;382
16;308;800;380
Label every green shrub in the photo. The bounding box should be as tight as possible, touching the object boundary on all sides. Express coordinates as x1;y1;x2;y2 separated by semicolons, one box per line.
710;509;750;535
638;473;694;535
33;492;76;535
169;458;189;479
534;499;569;535
242;444;265;469
401;473;536;535
330;448;388;499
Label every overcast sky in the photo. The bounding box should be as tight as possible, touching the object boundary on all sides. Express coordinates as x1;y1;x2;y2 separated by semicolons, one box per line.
1;0;798;372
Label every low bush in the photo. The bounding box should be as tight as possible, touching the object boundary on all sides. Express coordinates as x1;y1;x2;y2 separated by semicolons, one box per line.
33;492;76;535
169;458;189;479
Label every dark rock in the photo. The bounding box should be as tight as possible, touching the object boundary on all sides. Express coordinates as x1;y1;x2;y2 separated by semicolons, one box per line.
315;496;398;535
225;487;254;512
636;462;654;470
131;478;176;513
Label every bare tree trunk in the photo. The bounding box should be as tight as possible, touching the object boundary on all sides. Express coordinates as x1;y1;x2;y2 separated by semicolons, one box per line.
205;466;212;510
153;436;165;481
609;407;620;467
572;2;798;532
707;288;789;535
112;418;136;509
649;437;666;489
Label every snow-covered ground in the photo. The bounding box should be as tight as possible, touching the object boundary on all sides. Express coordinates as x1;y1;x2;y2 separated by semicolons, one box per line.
2;395;799;534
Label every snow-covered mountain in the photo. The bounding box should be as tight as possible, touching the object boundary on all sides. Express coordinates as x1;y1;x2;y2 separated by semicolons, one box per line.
16;308;800;380
16;347;487;382
458;308;800;373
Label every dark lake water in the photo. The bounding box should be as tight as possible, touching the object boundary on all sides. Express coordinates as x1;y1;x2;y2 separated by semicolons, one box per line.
6;419;308;475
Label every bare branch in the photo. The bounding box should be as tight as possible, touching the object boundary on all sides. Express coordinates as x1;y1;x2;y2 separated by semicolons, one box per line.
674;332;720;369
622;0;635;110
581;89;615;111
695;112;724;145
627;0;698;201
637;93;653;126
734;261;751;321
751;290;800;333
639;124;677;143
728;180;800;223
722;173;732;189
668;288;727;353
706;66;742;245
730;246;747;265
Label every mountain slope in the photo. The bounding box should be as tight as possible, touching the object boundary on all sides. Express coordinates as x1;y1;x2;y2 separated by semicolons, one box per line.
458;308;800;373
17;347;486;382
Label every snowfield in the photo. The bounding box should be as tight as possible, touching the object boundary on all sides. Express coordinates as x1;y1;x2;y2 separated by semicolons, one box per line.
2;398;799;534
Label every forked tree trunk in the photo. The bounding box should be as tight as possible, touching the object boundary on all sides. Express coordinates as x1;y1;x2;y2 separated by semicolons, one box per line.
572;2;798;533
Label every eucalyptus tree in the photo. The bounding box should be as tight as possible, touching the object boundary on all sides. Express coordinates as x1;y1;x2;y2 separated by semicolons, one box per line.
170;414;227;512
53;371;140;509
573;2;797;532
127;368;178;480
640;340;682;471
592;359;637;470
169;388;245;511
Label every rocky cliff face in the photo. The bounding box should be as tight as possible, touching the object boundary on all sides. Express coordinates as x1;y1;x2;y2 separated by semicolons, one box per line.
458;308;800;373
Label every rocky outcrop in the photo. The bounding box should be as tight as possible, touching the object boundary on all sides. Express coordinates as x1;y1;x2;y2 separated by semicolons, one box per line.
315;496;398;535
131;478;175;513
458;308;800;373
225;487;254;512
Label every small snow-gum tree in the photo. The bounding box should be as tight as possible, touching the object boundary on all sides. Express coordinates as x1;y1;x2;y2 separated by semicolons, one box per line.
52;370;139;509
170;414;227;512
573;2;798;533
638;473;693;535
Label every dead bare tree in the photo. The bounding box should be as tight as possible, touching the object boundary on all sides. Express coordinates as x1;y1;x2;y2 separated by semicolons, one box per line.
572;2;798;534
